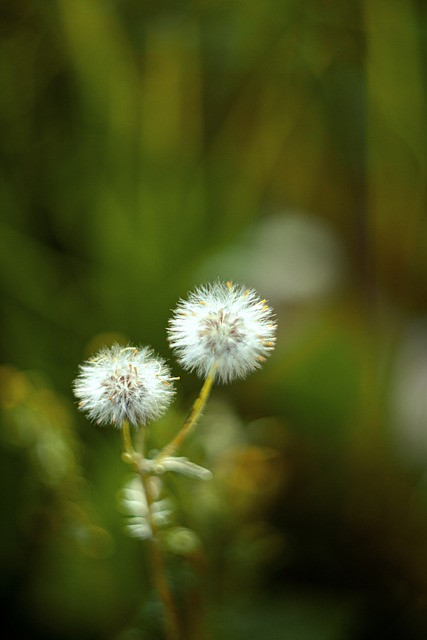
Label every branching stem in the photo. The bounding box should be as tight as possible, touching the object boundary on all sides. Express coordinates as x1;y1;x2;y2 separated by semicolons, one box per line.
155;364;217;462
121;421;180;640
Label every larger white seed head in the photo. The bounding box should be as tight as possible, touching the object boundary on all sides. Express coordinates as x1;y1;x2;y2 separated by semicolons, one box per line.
73;344;176;427
168;281;277;383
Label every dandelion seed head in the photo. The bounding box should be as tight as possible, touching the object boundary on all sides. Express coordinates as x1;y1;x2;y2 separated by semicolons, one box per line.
168;281;277;383
73;343;176;427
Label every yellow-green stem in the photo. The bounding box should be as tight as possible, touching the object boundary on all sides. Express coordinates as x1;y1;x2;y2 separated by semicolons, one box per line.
156;364;217;463
121;420;134;456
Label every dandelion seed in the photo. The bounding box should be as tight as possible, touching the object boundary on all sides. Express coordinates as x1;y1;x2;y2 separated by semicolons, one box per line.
167;281;277;383
73;343;176;427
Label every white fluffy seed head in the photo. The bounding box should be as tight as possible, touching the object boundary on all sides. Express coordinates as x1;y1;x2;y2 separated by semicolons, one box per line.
167;281;277;383
73;343;176;427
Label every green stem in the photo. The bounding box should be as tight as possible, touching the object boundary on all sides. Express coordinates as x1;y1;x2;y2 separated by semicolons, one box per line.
122;420;134;456
139;471;180;640
155;364;217;463
121;422;180;640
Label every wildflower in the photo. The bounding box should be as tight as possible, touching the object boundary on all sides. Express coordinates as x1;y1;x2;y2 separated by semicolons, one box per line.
73;344;176;427
168;281;276;383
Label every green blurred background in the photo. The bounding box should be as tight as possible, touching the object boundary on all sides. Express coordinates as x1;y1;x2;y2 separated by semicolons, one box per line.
1;0;427;638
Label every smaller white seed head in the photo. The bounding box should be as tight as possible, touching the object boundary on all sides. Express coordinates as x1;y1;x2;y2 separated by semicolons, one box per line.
73;343;176;427
168;281;277;383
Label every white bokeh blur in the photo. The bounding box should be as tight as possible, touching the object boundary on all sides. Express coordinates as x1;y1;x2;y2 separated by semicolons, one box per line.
392;322;427;464
199;212;344;305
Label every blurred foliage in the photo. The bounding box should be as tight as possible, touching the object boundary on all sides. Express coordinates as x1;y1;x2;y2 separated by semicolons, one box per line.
1;0;427;638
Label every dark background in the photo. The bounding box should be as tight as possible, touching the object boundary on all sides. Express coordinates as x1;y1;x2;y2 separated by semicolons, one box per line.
1;1;427;638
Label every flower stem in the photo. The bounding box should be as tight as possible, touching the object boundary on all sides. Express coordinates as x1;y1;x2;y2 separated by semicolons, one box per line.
156;364;217;462
122;420;134;456
121;423;180;640
139;471;180;640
